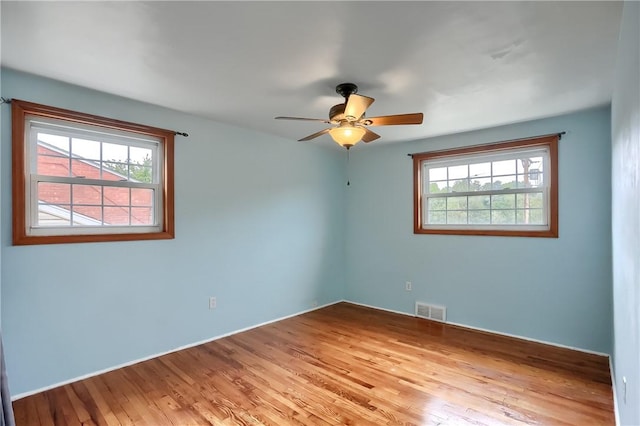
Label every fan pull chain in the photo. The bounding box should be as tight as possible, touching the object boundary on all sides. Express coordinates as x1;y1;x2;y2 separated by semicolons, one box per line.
346;148;350;186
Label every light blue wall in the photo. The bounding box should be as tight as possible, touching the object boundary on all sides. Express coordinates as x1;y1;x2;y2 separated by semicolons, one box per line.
0;69;346;396
346;107;612;354
611;2;640;424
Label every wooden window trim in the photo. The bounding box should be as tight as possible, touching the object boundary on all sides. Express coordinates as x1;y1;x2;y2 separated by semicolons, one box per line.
12;99;175;245
413;135;559;238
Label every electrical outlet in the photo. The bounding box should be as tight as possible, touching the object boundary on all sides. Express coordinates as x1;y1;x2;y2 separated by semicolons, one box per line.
209;297;217;309
405;281;412;291
623;376;627;404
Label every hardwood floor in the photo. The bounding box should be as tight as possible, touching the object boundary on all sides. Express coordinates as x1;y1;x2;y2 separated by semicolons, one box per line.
13;302;614;425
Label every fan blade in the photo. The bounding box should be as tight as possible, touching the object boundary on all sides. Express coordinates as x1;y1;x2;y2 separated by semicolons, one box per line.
344;94;374;121
275;116;330;123
365;113;423;126
362;129;381;143
298;128;331;141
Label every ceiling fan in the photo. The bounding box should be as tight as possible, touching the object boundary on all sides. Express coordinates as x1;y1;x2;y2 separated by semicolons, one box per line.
275;83;424;149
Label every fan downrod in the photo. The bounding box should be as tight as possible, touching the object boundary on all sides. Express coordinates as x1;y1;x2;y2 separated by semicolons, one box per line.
335;83;358;99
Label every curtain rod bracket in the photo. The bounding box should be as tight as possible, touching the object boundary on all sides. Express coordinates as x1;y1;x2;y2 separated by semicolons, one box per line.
174;131;189;137
0;97;12;104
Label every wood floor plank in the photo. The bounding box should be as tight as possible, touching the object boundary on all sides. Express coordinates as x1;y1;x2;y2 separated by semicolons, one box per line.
12;302;615;425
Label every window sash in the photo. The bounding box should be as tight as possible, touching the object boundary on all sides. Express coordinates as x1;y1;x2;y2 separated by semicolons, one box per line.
29;119;161;184
28;175;162;234
422;188;549;230
420;145;550;230
423;148;549;193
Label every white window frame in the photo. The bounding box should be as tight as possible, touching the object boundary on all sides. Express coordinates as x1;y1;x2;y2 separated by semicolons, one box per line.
12;99;175;245
26;118;164;236
413;135;559;238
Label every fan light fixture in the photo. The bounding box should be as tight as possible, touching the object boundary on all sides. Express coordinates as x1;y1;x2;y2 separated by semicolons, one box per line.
329;123;365;148
275;82;424;149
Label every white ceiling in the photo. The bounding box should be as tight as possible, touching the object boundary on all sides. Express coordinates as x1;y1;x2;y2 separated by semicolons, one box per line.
1;1;622;145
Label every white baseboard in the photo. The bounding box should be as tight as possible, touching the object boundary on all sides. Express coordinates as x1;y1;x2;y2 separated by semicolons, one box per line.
610;357;621;426
344;300;418;318
11;300;342;401
344;299;611;357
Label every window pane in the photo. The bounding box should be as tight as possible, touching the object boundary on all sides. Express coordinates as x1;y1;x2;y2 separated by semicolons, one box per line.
517;209;545;224
131;207;153;225
516;209;526;224
529;192;544;208
129;146;154;183
492;210;515;224
428;211;446;224
72;184;102;205
527;169;543;187
470;162;491;178
129;166;152;183
469;210;490;224
71;138;100;161
38;132;69;152
428;181;448;194
73;205;103;225
38;182;71;204
529;209;544;224
491;179;508;190
102;161;128;181
449;179;469;192
468;180;482;192
448;165;468;180
474;177;492;191
427;197;446;211
428;167;447;181
131;188;154;207
493;159;516;176
71;157;102;179
516;192;544;208
104;187;130;206
516;171;544;189
517;156;543;173
468;195;489;210
37;203;71;227
130;146;152;162
516;193;526;208
447;211;467;224
498;175;517;189
103;142;128;163
516;173;528;188
103;207;130;225
38;135;70;178
491;194;515;209
447;196;467;210
37;150;70;177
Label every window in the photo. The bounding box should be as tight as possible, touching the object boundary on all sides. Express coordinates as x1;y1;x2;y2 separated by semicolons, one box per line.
413;135;558;237
12;99;175;245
